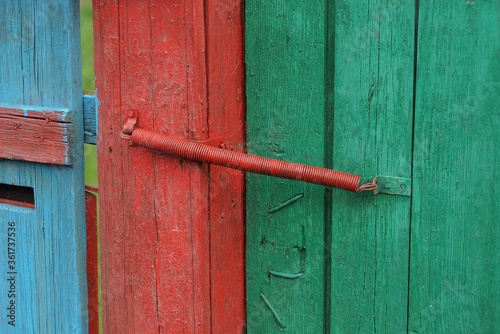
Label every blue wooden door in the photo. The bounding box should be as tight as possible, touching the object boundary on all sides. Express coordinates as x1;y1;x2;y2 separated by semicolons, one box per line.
0;1;87;333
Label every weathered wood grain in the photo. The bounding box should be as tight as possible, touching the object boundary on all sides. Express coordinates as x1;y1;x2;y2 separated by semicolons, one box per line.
0;1;86;333
329;1;415;332
0;105;73;165
246;1;415;332
94;0;245;332
246;1;330;332
205;1;246;333
85;191;99;334
409;2;500;333
92;1;124;332
83;94;97;145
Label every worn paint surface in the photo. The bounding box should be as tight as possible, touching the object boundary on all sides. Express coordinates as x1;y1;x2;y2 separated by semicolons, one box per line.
205;1;246;333
0;1;86;333
247;1;499;333
246;1;329;332
329;1;414;332
0;105;74;165
94;0;245;332
83;94;98;145
409;2;500;333
85;191;99;334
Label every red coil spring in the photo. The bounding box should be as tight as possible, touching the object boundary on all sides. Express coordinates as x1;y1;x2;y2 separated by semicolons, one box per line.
130;128;366;192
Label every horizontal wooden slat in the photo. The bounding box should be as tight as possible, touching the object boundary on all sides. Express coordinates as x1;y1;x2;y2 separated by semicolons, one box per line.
0;103;72;122
0;104;73;165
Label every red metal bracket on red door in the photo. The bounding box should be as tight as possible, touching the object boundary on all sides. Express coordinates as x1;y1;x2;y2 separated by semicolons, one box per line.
121;114;378;193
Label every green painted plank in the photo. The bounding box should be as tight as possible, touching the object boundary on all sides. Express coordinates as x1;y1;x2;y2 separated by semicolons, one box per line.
409;2;500;333
246;1;330;332
329;1;415;332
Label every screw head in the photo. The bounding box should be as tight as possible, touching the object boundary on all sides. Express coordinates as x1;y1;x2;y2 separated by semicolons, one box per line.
400;183;407;190
384;182;391;189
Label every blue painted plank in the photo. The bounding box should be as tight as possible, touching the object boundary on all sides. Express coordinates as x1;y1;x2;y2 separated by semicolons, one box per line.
0;1;87;333
83;94;97;145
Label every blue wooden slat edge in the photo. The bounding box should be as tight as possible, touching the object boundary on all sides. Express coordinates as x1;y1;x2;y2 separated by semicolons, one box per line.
83;93;98;145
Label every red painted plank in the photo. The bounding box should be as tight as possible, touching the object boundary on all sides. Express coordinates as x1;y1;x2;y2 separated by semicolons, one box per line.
0;106;73;165
94;0;244;332
0;198;35;209
92;1;125;333
117;1;161;331
0;105;72;122
85;190;99;334
205;1;246;332
148;2;211;332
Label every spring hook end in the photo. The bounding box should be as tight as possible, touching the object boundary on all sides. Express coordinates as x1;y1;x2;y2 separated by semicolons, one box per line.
357;177;378;193
121;110;138;140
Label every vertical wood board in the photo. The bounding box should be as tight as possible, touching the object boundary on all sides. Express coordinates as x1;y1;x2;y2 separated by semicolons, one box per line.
0;1;86;333
409;2;500;333
206;1;246;333
94;0;245;332
329;1;415;332
83;94;98;145
85;191;99;334
95;0;209;331
246;1;329;332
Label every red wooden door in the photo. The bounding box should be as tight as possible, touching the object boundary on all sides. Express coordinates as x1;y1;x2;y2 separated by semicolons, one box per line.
93;1;245;332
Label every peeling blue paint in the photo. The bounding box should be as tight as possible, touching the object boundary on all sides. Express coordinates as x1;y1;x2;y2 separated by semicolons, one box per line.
0;1;87;333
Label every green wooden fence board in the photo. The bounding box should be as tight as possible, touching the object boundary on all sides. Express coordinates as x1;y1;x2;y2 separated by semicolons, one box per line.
329;1;415;332
246;1;330;332
409;2;500;333
246;1;499;333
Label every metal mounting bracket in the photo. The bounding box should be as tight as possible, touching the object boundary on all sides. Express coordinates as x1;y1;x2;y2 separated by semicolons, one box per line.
374;176;411;197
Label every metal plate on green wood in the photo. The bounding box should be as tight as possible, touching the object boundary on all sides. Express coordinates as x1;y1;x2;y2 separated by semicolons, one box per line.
375;176;412;196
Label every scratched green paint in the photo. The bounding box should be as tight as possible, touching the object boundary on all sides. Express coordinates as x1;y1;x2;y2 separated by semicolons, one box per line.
328;1;415;332
408;2;500;333
247;1;415;332
246;1;499;332
246;1;330;332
